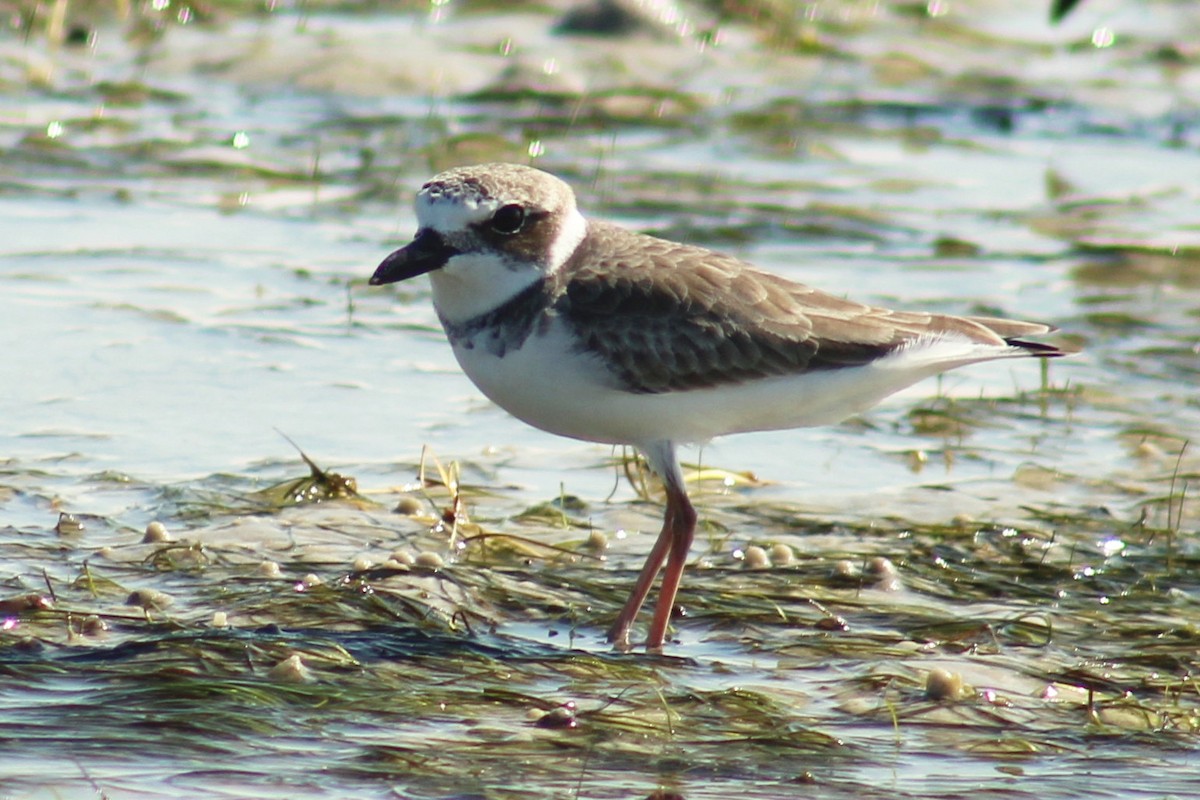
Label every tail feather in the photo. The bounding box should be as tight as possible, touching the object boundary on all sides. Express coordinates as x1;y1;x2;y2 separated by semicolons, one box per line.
962;315;1071;358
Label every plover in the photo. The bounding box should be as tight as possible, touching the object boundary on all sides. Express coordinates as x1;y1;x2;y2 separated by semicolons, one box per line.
369;162;1065;651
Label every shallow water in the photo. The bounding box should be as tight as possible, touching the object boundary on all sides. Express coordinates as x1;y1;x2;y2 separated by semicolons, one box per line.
2;1;1199;798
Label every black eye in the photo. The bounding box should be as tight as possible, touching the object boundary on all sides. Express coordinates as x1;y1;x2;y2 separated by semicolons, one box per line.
490;204;525;235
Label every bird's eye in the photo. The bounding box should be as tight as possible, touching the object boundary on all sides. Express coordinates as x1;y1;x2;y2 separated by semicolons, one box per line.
490;204;526;235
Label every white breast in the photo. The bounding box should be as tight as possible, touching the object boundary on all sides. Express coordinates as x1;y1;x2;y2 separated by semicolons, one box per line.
449;322;1021;449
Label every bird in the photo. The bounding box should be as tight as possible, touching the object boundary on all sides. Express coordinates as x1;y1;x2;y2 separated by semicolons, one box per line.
369;162;1066;651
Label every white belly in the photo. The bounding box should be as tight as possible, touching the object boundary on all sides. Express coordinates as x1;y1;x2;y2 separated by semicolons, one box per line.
448;319;1009;449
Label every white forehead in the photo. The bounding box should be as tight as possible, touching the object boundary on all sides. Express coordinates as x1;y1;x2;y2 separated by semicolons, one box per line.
414;189;500;233
410;163;577;234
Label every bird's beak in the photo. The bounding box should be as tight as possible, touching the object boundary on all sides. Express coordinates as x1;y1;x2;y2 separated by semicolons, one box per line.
369;229;458;285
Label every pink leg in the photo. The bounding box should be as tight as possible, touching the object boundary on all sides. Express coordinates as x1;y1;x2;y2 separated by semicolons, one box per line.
606;441;696;651
606;506;675;650
645;485;697;651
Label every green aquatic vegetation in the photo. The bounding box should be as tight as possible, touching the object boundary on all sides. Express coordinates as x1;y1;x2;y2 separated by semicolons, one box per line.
4;441;1200;796
247;436;362;508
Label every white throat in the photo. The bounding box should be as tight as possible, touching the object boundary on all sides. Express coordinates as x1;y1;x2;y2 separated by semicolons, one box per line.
428;253;542;323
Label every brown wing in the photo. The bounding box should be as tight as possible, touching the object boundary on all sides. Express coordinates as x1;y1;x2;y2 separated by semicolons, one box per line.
558;222;1057;394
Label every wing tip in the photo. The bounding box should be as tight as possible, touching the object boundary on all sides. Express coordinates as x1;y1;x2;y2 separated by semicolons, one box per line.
1004;337;1078;358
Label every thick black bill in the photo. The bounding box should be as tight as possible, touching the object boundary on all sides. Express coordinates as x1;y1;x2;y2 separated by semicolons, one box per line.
369;229;458;285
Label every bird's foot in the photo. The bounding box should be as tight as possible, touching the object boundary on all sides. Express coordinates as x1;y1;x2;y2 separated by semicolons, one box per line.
606;623;633;652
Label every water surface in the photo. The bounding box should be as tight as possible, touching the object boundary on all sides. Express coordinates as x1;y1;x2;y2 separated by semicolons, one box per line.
2;1;1198;798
